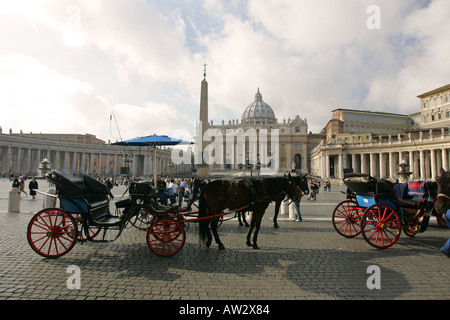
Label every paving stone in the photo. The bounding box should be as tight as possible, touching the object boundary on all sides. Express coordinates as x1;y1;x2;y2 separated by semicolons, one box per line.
0;180;449;305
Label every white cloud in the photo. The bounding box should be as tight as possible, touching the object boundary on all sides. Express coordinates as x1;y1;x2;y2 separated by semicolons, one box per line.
363;0;450;113
0;54;104;134
0;0;448;139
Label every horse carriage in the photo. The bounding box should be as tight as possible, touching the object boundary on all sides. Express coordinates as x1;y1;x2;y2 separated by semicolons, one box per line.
332;173;437;249
27;169;195;257
27;169;308;258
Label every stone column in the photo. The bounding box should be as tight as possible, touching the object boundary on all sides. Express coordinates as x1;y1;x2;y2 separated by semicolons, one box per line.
370;153;376;176
430;149;437;179
114;154;118;176
325;153;330;178
89;153;95;175
420;150;425;180
361;154;367;175
442;148;448;172
380;153;386;179
408;151;414;179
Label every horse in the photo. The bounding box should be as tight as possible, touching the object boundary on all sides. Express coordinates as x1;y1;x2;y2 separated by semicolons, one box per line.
434;168;450;217
238;173;309;228
245;176;299;248
272;173;309;227
195;176;298;250
194;178;269;250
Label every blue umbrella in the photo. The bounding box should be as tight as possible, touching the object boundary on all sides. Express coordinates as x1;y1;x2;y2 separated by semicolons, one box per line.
113;134;193;185
116;134;192;147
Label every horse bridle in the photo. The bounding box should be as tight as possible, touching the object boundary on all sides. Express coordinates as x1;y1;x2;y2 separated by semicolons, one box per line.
436;172;450;202
437;193;450;200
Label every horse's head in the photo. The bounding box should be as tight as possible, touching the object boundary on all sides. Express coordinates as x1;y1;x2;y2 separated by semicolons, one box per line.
435;168;450;216
288;173;310;195
282;175;300;202
192;178;204;195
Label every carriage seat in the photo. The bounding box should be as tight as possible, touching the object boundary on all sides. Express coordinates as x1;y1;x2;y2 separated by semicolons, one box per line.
396;181;434;207
88;199;109;210
86;198;118;224
398;197;425;209
150;204;179;215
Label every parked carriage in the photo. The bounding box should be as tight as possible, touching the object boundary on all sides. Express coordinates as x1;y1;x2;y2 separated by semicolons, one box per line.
27;169;191;258
332;173;437;249
27;169;301;258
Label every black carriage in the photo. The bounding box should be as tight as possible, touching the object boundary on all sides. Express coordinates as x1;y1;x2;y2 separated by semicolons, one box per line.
332;173;436;249
27;169;186;258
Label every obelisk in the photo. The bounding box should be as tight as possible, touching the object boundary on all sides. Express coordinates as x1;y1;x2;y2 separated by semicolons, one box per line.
197;63;209;178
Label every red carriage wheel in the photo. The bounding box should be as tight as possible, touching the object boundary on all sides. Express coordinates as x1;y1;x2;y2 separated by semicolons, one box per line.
147;219;185;256
361;203;402;249
130;208;156;230
332;200;364;238
27;208;78;258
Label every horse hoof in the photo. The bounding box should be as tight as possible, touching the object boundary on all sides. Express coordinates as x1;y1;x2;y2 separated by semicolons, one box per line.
206;240;212;248
218;244;225;250
239;222;244;226
246;241;252;247
253;245;260;250
273;223;279;228
245;224;249;228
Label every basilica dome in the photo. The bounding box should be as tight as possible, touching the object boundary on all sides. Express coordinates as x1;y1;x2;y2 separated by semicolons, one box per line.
241;88;277;125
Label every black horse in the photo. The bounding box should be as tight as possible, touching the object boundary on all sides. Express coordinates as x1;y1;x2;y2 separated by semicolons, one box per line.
272;173;309;227
245;176;299;248
194;176;298;250
237;174;309;228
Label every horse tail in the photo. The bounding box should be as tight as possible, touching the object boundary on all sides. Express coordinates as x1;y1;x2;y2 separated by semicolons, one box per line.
197;182;209;245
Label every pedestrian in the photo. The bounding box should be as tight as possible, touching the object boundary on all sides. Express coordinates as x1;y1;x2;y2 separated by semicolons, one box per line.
19;176;27;196
178;179;186;207
105;178;114;199
29;177;38;199
12;175;20;188
167;179;177;205
293;185;303;222
441;209;450;258
308;179;317;200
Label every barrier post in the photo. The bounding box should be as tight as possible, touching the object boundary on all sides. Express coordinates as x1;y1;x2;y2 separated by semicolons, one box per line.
8;188;21;212
280;196;289;215
44;188;57;208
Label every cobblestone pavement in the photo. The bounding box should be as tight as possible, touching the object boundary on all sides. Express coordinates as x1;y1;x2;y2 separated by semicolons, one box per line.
0;178;449;306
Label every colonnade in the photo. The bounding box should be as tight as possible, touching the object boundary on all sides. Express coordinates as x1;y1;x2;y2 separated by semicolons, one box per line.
0;134;192;178
311;129;450;181
320;148;448;181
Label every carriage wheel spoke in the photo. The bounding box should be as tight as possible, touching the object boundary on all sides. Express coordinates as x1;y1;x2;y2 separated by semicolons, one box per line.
147;219;185;257
27;209;77;258
362;204;401;249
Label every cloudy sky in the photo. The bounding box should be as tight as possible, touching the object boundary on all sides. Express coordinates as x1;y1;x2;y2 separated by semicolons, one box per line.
1;0;449;142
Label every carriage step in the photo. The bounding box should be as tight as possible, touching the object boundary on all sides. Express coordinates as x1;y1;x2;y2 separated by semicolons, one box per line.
94;215;122;225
